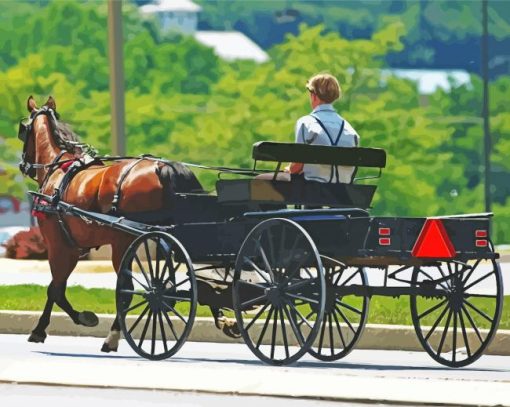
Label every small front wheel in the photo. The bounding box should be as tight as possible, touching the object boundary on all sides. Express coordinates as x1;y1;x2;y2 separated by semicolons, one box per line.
116;231;197;360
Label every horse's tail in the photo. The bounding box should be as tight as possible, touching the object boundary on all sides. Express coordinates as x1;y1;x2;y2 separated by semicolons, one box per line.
156;162;203;208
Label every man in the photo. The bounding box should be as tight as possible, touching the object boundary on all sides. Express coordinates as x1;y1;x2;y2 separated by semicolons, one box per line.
258;73;359;183
290;73;360;183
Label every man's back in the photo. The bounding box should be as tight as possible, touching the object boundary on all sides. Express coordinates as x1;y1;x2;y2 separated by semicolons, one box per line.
295;104;359;183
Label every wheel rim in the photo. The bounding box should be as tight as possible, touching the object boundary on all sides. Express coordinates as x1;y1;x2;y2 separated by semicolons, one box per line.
233;218;325;365
116;231;197;360
410;259;503;367
308;265;369;361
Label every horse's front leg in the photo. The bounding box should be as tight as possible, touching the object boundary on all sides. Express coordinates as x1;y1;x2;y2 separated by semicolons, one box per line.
28;286;54;343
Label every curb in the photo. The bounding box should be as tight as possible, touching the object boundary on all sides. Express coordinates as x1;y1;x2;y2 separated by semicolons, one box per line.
1;310;509;355
0;259;114;274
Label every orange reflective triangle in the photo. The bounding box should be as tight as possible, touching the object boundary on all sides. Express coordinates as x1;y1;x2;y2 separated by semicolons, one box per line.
412;219;456;258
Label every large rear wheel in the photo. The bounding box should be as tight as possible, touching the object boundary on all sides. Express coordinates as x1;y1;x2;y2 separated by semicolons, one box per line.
233;218;326;366
410;258;502;367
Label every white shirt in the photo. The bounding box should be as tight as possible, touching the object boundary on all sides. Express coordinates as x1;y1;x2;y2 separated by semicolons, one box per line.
295;104;360;183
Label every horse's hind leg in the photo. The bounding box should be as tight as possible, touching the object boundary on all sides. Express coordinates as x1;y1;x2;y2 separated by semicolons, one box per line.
101;237;133;353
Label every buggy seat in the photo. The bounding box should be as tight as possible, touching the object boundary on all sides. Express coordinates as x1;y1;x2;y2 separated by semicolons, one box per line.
216;142;386;209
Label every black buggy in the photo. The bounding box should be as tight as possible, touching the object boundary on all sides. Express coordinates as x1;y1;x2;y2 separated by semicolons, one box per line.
32;142;503;367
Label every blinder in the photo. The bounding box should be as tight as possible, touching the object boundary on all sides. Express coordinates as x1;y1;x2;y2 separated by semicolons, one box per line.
18;118;32;143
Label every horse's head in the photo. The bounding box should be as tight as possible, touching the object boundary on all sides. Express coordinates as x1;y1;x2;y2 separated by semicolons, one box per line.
18;96;61;180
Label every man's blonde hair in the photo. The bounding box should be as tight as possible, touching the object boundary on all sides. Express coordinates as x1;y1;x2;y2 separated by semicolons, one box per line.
306;73;341;104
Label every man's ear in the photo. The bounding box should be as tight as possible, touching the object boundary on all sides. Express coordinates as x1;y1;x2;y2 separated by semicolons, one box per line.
45;96;56;111
27;96;37;113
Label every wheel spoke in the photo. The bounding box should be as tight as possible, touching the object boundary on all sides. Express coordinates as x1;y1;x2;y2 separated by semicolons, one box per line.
236;279;267;290
155;237;161;281
256;241;275;281
134;254;151;286
151;308;157;355
143;240;155;280
458;309;472;358
328;313;335;356
417;299;447;320
120;289;145;296
335;305;356;334
240;294;268;310
424;303;449;341
286;292;319;305
418;268;449;290
279;306;290;359
452;311;458;363
462;259;482;285
270;308;278;359
339;268;360;287
464;293;497;299
336;299;362;315
162;294;192;302
256;306;274;349
157;311;169;353
161;300;187;324
128;304;150;334
169;277;190;290
123;299;148;314
333;267;347;286
138;310;153;349
461;305;484;343
436;309;452;356
285;299;313;329
162;309;179;341
285;278;317;292
333;312;347;348
317;313;327;354
464;299;493;323
244;302;270;332
122;268;150;290
282;304;304;345
463;271;495;292
243;257;270;283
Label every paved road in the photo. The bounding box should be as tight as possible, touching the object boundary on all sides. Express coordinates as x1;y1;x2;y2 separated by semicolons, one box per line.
0;334;509;406
0;383;423;407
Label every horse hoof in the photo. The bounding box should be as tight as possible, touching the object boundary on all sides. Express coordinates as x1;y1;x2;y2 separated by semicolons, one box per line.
78;311;99;327
101;343;118;353
223;322;241;339
28;331;47;343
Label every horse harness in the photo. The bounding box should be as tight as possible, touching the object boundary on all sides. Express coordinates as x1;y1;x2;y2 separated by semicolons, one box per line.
20;107;154;248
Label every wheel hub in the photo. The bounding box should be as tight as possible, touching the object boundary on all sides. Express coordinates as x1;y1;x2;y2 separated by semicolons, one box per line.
448;278;464;313
265;286;283;307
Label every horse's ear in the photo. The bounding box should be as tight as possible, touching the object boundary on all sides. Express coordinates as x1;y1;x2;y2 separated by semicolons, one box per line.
45;96;56;111
27;96;37;113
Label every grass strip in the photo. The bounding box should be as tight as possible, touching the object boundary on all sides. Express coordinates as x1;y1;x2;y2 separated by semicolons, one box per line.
0;284;508;329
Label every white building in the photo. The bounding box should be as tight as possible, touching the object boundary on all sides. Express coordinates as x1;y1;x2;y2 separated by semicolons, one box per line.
139;0;269;63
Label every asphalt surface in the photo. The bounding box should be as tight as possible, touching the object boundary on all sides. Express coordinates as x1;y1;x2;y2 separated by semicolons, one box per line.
0;383;423;407
0;334;509;406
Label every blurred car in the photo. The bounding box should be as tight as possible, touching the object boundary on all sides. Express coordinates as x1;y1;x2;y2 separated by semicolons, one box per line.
0;226;30;257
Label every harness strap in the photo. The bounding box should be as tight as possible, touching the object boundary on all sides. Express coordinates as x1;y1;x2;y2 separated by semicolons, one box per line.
110;158;146;214
309;114;345;183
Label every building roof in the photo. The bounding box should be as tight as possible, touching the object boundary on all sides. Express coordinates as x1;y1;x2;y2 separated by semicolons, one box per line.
140;0;202;14
382;68;471;95
195;31;269;63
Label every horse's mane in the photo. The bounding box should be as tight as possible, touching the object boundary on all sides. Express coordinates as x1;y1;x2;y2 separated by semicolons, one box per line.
50;116;88;155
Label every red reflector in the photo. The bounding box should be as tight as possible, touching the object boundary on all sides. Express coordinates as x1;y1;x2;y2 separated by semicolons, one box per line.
379;227;391;236
475;230;487;238
412;219;456;259
379;237;391;246
476;239;488;247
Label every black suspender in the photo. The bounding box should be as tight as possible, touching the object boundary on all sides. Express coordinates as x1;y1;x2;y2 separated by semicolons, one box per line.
309;114;345;183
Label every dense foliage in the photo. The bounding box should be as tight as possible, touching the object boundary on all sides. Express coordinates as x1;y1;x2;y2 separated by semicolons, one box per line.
0;1;508;242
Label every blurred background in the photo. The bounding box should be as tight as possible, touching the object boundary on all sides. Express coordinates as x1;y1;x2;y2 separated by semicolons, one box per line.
0;0;509;245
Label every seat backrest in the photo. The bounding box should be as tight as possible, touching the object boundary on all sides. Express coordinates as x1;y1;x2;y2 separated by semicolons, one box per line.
252;141;386;168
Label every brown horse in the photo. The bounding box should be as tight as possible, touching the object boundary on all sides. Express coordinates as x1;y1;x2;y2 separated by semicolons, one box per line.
20;96;206;352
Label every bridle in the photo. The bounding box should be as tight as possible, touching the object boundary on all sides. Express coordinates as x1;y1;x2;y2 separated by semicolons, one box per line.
18;106;64;181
